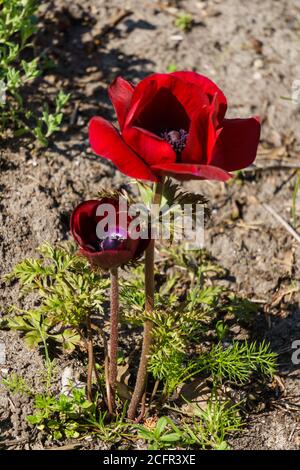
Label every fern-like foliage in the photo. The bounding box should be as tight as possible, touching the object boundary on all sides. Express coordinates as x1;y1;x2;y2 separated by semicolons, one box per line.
5;242;109;351
121;245;277;397
162;178;210;213
182;399;242;450
159;245;226;280
120;265;179;324
196;340;277;384
136;179;210;244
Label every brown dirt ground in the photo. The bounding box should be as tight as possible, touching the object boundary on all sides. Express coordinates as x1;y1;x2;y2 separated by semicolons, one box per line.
0;0;300;450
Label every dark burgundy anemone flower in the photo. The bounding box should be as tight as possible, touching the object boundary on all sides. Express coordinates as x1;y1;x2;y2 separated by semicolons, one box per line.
70;198;149;270
89;71;261;183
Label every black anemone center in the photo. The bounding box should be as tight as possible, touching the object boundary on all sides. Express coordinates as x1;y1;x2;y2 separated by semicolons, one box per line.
161;129;188;153
101;233;124;251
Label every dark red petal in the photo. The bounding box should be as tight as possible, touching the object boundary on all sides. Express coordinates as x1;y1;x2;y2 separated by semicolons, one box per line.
181;92;223;165
71;198;148;269
70;200;100;248
80;248;134;270
181;107;208;164
209;117;261;171
171;71;227;122
123;126;176;166
79;236;145;270
206;95;223;160
89;116;158;182
125;74;209;132
125;78;158;128
151;163;232;182
109;77;134;130
134;238;151;260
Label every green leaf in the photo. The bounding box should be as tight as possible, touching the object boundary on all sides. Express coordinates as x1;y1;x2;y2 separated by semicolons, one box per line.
53;430;63;440
135;181;154;207
24;330;43;348
155;417;168;436
137;428;154;440
55;90;70;111
52;329;81;353
0;0;68;144
162;178;209;209
22;58;40;81
160;432;181;442
215;441;230;450
27;414;43;425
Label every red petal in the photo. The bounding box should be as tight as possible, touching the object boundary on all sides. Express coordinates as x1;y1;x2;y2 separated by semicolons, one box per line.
123;126;176;166
151;163;232;182
125;78;158;128
71;198;148;269
70;200;100;247
125;74;209;132
171;71;227;122
181;94;221;165
89;116;157;182
206;95;222;159
109;77;134;130
181;107;208;164
80;248;134;270
209;117;261;171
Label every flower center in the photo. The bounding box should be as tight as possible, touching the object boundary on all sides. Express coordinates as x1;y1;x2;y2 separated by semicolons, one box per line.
101;232;125;251
161;129;188;154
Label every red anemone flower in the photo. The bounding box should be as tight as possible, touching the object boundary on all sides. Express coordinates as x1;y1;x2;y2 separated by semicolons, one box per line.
70;198;149;270
89;71;261;183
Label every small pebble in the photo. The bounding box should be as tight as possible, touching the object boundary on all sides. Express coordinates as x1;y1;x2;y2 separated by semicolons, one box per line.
170;34;184;41
61;366;74;395
253;72;262;80
254;58;264;69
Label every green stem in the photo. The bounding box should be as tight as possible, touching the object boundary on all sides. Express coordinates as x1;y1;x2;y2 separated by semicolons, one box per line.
86;314;94;402
127;177;165;421
37;320;52;393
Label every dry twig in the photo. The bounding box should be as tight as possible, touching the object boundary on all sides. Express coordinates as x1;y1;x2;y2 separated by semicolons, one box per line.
262;203;300;244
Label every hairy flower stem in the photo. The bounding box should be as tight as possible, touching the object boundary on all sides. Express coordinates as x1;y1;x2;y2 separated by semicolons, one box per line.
86;315;94;402
108;267;119;413
127;177;165;421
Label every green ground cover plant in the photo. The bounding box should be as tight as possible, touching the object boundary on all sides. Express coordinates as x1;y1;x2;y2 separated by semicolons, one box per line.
2;235;276;449
0;0;70;144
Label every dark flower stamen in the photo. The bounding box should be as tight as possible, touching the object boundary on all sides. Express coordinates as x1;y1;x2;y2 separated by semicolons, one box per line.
161;129;188;153
101;232;124;251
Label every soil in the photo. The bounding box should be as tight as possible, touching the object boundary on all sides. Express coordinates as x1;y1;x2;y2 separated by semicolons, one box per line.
0;0;300;450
